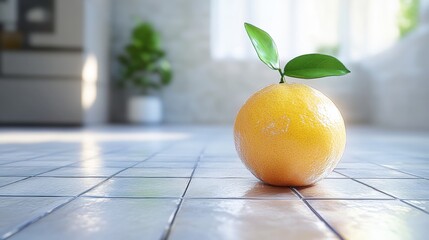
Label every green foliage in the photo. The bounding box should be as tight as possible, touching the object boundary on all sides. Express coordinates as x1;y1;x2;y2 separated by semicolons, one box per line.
117;22;172;94
244;22;350;83
398;0;420;38
244;23;279;70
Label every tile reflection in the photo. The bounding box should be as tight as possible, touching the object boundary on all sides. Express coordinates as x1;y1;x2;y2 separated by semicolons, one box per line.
0;177;104;196
0;197;71;238
169;199;336;240
85;178;189;197
185;178;297;199
296;179;391;199
309;200;429;240
79;136;102;162
116;168;193;178
40;167;122;177
9;198;179;240
404;200;429;212
359;179;429;199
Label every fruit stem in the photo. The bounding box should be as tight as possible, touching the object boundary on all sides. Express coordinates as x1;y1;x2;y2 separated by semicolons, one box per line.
278;69;286;84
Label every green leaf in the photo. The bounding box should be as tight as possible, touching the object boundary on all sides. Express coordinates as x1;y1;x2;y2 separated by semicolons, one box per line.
157;60;172;85
117;55;128;65
244;23;279;70
284;53;350;79
118;21;172;92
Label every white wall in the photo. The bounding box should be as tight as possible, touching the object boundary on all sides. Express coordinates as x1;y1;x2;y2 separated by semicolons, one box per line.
362;2;429;130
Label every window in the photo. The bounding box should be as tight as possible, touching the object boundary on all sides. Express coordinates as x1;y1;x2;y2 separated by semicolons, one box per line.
211;0;411;62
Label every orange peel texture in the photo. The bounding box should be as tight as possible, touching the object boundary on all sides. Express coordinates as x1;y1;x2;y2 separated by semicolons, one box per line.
234;83;346;187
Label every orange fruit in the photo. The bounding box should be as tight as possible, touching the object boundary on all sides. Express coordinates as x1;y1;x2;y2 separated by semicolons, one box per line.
234;83;346;187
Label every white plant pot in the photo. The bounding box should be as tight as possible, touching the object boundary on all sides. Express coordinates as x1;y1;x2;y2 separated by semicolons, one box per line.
128;96;162;124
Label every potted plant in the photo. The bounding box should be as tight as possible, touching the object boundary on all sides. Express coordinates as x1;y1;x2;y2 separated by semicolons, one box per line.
118;22;172;124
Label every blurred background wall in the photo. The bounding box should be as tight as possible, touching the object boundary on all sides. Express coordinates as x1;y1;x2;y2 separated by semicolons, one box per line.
109;0;365;124
1;0;428;129
110;0;265;124
0;0;109;125
109;0;429;127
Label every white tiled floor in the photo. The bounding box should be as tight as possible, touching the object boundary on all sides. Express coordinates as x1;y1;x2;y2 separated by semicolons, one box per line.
0;126;428;239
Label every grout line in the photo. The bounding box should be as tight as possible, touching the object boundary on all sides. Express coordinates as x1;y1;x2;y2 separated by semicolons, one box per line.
0;177;31;189
2;135;429;238
2;146;170;239
2;175;351;179
295;176;429;216
80;196;182;200
160;145;207;240
400;200;429;215
0;194;77;198
0;166;75;189
371;163;426;179
0;151;64;166
0;149;128;190
291;188;344;240
291;187;304;198
350;178;398;199
332;170;350;178
114;176;250;179
112;176;194;179
0;147;98;166
2;176;108;179
303;199;345;240
0;194;413;201
1;196;75;239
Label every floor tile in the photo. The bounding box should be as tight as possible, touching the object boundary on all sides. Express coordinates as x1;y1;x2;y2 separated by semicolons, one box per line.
337;156;361;163
335;162;387;170
169;199;337;240
193;168;255;178
70;161;139;168
399;169;429;178
197;162;245;169
134;162;196;168
296;179;391;199
0;197;71;238
116;168;193;178
0;160;19;166
39;167;123;177
31;155;91;162
0;177;105;196
336;169;416;179
185;178;297;199
1;126;429;239
3;161;75;167
377;159;429;166
146;156;198;162
84;178;189;197
155;154;200;158
203;144;237;157
199;157;241;162
9;198;179;240
326;171;347;179
94;156;150;162
0;167;57;177
0;177;25;187
359;179;429;199
308;200;429;240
